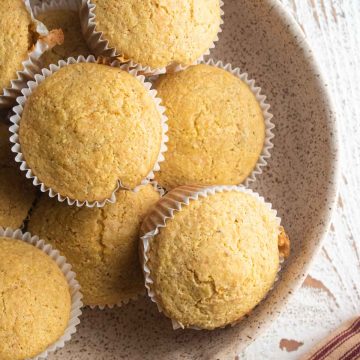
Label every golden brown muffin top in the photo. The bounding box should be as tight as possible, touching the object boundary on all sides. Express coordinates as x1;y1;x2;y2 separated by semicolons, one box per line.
0;0;33;94
92;0;221;68
0;237;71;360
19;63;163;202
155;64;266;190
0;122;36;229
146;189;288;330
28;184;160;306
0;166;36;229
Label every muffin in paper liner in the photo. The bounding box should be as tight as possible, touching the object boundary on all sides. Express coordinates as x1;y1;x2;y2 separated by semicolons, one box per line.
140;185;288;330
0;226;83;360
152;58;275;189
0;0;64;109
86;181;165;310
9;55;169;208
79;0;224;76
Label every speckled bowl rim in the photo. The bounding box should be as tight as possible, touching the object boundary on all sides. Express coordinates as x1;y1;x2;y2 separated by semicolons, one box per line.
0;227;83;360
274;0;340;298
225;0;340;355
8;55;169;208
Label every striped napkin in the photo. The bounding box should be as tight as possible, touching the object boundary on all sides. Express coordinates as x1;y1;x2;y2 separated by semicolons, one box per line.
303;317;360;360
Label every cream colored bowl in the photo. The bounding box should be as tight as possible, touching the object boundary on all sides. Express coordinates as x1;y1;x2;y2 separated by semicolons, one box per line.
50;0;339;358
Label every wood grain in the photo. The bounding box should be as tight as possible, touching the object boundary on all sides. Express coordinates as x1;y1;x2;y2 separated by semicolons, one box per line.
241;0;360;358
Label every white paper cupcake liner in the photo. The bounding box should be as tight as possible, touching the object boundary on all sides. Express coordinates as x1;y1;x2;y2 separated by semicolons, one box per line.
79;0;224;76
140;184;284;330
150;180;166;197
32;0;91;68
0;1;57;109
33;0;80;15
9;55;169;208
88;292;145;310
0;226;83;360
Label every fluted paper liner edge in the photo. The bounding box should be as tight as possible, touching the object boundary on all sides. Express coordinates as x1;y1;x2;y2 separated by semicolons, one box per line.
140;185;284;330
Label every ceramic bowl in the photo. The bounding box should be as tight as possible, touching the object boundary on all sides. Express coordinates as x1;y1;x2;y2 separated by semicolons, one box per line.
50;0;339;358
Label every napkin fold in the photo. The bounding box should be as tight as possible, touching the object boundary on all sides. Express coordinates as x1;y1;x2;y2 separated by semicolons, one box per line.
303;317;360;360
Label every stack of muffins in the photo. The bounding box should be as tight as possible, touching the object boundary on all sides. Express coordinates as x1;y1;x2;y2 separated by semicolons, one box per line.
0;0;290;359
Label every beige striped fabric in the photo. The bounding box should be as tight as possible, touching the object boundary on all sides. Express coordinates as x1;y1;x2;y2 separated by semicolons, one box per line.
303;317;360;360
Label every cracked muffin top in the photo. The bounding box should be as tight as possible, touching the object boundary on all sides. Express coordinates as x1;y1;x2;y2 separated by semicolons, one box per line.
0;0;34;95
91;0;221;68
144;189;290;330
154;64;266;190
37;9;91;67
0;237;71;360
19;62;163;202
0;122;36;229
28;184;160;306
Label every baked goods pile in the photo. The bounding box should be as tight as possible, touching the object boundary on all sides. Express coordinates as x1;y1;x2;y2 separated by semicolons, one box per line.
0;1;290;359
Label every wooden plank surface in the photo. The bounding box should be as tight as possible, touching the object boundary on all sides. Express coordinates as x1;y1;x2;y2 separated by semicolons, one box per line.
240;0;360;358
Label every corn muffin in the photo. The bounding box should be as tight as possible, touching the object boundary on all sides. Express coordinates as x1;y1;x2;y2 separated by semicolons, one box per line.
37;9;91;67
0;122;36;228
90;0;221;68
28;184;160;306
155;64;266;190
142;186;290;330
19;62;163;202
0;237;71;360
0;0;34;95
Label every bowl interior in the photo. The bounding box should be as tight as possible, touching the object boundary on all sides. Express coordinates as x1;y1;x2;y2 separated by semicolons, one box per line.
52;1;338;359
